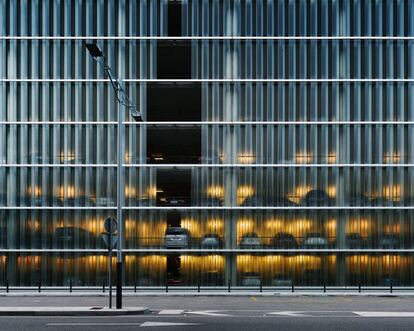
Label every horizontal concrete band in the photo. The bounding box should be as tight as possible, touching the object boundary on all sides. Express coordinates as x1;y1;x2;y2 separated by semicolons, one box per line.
0;306;149;316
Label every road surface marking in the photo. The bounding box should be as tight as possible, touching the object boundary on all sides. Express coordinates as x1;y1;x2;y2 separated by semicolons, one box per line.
354;312;414;317
251;297;257;302
187;310;231;317
267;311;309;317
158;310;185;315
141;321;201;327
47;323;143;326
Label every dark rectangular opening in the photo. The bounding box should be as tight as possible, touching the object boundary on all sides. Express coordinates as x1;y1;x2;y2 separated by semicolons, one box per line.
157;169;191;206
157;41;191;79
168;1;182;36
147;83;201;121
147;127;201;164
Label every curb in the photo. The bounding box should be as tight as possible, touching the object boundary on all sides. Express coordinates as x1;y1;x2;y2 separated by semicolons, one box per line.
0;292;412;298
0;307;149;316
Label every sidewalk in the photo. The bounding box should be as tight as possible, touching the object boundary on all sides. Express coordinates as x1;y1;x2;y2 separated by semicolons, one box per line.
0;291;412;297
0;306;149;316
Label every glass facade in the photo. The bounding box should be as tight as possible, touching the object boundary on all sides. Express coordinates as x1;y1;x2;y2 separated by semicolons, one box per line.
1;0;414;287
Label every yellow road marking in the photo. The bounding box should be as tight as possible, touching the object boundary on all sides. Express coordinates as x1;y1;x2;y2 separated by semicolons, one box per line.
251;296;257;302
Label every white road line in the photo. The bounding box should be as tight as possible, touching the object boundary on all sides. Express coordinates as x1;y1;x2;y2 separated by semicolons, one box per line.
267;311;309;317
158;310;185;315
354;312;414;317
141;321;201;327
186;310;231;317
47;323;142;326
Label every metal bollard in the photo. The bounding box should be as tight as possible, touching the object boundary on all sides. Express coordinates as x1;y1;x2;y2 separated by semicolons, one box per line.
103;282;105;293
358;283;361;293
198;283;200;293
323;284;326;293
6;280;9;293
166;283;168;293
260;281;262;293
134;284;137;293
228;280;231;293
69;279;72;293
390;281;393;293
291;282;294;293
38;281;41;293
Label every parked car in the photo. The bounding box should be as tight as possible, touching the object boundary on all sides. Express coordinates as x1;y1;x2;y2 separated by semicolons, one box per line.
302;233;328;248
63;197;96;206
349;193;371;206
271;275;293;286
95;197;116;206
239;232;261;248
241;196;266;207
21;196;62;207
241;272;261;286
164;227;190;249
370;197;397;206
270;232;298;249
382;277;400;286
379;234;400;248
345;233;365;248
200;233;222;248
55;227;96;248
301;189;334;206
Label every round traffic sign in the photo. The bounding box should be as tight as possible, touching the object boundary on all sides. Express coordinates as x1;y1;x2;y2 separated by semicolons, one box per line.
104;217;117;234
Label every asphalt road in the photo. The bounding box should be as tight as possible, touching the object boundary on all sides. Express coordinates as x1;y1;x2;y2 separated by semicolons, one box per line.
2;296;414;330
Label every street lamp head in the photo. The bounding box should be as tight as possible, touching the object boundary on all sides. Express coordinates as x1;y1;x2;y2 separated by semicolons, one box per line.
130;110;143;122
85;43;104;59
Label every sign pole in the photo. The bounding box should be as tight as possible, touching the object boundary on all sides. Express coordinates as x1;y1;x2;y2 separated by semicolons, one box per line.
108;231;112;309
102;217;117;310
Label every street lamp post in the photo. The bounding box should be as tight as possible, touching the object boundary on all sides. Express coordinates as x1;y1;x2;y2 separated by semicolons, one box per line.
86;43;143;309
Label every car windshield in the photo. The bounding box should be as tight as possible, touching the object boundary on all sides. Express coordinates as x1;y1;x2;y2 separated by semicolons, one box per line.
243;233;258;237
205;234;218;238
166;227;187;235
306;233;322;237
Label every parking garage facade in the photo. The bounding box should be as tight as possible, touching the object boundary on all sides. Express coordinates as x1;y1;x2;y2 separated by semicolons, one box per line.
1;0;414;287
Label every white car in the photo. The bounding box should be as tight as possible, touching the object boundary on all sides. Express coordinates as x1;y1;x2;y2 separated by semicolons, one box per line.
200;234;221;248
239;232;261;248
302;233;328;248
164;227;190;249
241;272;261;286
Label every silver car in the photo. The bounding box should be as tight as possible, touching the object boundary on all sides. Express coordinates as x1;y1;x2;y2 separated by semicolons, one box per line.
241;272;261;286
201;233;221;248
240;232;261;248
302;233;328;248
164;227;190;249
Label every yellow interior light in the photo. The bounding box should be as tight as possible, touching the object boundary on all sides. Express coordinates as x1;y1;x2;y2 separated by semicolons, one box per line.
237;153;256;164
327;152;337;164
326;185;337;198
206;185;225;199
59;150;76;162
125;185;137;198
383;184;401;202
237;185;255;205
27;185;42;197
383;152;401;163
295;151;313;164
